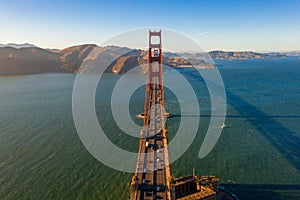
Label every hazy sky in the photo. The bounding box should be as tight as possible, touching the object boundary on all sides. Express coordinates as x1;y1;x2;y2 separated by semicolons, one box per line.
0;0;299;51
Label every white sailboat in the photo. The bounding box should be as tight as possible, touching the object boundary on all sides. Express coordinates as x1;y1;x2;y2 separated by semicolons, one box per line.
221;122;231;129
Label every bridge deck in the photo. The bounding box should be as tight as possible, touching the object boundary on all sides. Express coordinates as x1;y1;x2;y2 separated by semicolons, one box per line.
130;31;171;200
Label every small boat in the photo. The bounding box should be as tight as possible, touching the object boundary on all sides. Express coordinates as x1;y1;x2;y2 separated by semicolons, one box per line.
221;122;231;129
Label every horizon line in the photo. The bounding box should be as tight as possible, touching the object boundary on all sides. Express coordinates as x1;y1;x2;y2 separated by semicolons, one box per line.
1;42;300;53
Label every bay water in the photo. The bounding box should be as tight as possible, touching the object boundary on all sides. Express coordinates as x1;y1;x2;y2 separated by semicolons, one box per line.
0;57;299;199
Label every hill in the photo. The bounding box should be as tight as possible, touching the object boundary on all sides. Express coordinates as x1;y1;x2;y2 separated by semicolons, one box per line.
0;47;61;75
0;44;215;75
2;44;289;76
0;43;37;48
208;50;286;59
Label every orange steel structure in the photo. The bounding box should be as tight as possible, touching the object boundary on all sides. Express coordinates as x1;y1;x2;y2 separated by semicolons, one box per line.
130;30;172;200
130;30;220;200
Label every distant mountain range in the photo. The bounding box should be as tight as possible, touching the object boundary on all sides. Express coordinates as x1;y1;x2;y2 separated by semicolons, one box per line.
279;51;300;57
209;50;287;60
0;44;295;75
0;43;37;49
0;44;213;75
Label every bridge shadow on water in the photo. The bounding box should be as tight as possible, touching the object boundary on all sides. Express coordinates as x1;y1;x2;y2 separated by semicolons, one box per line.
221;184;300;200
225;89;300;171
180;71;300;172
172;114;300;119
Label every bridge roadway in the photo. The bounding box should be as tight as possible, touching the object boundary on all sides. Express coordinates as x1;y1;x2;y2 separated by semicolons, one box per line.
130;30;171;200
131;67;171;200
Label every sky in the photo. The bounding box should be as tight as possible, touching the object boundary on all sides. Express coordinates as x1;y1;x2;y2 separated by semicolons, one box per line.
0;0;299;51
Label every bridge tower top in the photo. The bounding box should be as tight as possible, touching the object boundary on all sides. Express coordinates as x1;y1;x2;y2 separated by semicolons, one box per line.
149;30;162;49
144;30;165;124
